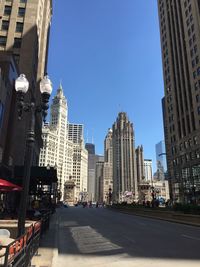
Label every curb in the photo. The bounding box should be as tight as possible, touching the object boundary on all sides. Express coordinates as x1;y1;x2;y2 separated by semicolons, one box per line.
109;208;200;227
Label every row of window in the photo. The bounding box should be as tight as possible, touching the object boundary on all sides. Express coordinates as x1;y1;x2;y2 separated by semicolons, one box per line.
0;35;22;48
173;151;200;166
6;0;27;2
1;20;23;32
172;136;198;155
4;6;25;17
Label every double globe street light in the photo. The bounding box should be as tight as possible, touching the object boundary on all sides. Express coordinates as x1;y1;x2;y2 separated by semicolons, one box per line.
15;74;52;237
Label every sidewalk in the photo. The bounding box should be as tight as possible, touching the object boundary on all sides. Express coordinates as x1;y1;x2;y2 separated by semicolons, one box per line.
31;212;58;267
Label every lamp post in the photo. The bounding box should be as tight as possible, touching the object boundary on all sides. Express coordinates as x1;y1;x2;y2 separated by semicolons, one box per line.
15;74;52;237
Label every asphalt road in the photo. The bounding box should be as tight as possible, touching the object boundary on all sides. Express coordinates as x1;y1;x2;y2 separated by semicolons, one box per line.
51;206;200;267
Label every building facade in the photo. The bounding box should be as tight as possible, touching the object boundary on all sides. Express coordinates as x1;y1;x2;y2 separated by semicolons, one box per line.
0;0;52;166
68;124;88;200
39;84;73;199
144;159;153;183
0;53;19;177
158;0;200;203
136;145;145;183
112;112;138;202
95;159;104;203
103;129;113;203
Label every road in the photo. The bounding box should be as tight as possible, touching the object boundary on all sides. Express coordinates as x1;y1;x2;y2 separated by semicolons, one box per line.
51;206;200;267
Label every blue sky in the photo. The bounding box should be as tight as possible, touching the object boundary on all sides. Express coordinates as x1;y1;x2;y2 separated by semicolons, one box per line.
48;0;164;172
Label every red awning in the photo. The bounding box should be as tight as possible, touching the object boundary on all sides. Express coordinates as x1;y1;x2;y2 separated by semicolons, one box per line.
0;179;22;192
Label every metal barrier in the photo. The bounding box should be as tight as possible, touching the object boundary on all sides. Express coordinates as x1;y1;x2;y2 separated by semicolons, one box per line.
0;221;41;267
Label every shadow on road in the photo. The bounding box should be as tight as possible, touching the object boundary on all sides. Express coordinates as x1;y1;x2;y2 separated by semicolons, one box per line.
40;206;200;261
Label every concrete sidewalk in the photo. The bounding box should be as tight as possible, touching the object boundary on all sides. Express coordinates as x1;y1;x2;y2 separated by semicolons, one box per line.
31;212;58;267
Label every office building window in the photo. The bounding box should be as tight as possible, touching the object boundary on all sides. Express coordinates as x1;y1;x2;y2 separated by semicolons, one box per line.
14;38;22;48
0;36;7;47
16;22;23;33
4;6;12;16
18;8;25;17
1;20;9;31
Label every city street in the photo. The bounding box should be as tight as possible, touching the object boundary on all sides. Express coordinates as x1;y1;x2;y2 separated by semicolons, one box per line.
49;206;200;267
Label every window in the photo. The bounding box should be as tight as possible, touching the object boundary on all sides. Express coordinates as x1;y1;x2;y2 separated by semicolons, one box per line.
0;36;7;47
198;106;200;115
16;22;23;33
197;67;200;76
14;38;21;48
18;8;25;17
196;56;199;64
20;0;27;2
4;6;12;16
1;20;9;31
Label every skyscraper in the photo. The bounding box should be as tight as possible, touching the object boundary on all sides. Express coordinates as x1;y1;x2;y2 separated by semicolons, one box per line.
0;0;52;165
155;140;167;180
112;112;138;202
102;129;113;203
158;0;200;202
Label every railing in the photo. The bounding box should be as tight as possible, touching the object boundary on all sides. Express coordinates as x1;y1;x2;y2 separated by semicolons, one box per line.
0;221;41;267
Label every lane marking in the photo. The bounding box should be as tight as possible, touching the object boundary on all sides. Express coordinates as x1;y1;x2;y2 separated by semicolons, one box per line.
181;234;200;241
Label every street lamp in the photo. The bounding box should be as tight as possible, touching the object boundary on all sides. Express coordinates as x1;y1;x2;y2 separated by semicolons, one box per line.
16;74;52;237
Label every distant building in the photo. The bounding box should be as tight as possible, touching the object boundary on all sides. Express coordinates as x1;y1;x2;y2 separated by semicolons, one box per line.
155;141;167;180
103;129;113;203
112;112;138;202
39;85;73;199
95;160;104;203
85;143;95;155
67;124;88;200
144;159;153;183
39;84;88;201
72;142;88;201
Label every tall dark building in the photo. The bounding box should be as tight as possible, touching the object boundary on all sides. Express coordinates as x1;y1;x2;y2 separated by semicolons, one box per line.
85;143;95;155
0;0;52;166
158;0;200;203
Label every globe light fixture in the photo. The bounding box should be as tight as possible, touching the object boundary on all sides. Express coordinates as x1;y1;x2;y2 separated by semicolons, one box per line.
15;74;29;93
16;74;52;237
